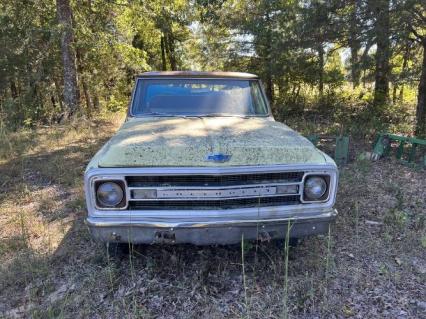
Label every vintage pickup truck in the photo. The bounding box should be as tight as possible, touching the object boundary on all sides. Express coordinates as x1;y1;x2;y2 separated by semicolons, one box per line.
84;71;338;246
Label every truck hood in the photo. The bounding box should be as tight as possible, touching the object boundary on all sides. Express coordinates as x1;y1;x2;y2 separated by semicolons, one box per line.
96;117;326;167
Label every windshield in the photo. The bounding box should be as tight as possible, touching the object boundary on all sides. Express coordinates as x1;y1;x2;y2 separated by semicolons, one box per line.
131;78;269;117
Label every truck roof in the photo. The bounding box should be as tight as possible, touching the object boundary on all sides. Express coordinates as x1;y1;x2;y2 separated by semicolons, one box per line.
137;71;259;79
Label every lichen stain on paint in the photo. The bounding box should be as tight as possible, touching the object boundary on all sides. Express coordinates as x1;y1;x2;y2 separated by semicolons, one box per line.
96;117;326;168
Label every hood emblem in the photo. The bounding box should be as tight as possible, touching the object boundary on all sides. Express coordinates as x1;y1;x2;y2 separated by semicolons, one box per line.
206;153;232;163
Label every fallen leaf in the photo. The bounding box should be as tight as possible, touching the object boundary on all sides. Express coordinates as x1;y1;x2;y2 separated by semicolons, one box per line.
395;257;402;266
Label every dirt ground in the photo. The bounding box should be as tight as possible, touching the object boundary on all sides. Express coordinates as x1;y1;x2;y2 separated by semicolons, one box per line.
0;116;425;318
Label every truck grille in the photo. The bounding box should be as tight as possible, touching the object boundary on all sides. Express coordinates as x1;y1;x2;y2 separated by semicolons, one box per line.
126;172;303;187
125;172;304;210
128;195;300;210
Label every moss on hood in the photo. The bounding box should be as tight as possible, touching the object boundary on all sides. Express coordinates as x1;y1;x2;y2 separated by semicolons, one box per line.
93;117;327;167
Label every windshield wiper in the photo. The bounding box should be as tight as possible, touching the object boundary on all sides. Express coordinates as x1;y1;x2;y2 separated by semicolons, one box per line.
144;112;202;119
200;113;250;118
143;112;251;119
145;112;174;117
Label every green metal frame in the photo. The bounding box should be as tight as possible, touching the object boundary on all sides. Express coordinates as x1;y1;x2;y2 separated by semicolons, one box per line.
335;136;349;166
306;135;349;166
372;133;426;168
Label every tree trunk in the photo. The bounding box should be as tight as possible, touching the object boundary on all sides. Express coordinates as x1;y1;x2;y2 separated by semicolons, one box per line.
51;94;57;109
295;84;301;100
318;44;324;97
10;81;18;99
93;94;99;109
56;0;79;120
168;41;177;71
350;44;361;88
263;7;274;104
164;32;177;71
349;0;361;88
76;49;93;113
392;85;397;103
81;78;92;116
362;69;366;88
360;40;373;88
399;44;410;102
415;41;426;137
53;76;64;111
372;0;390;107
265;74;273;103
399;86;404;102
160;35;167;71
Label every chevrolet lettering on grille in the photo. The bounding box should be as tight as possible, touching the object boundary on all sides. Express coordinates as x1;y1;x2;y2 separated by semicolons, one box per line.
131;184;300;200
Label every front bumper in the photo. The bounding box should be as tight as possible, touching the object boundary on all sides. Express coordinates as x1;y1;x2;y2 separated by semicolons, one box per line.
86;209;337;245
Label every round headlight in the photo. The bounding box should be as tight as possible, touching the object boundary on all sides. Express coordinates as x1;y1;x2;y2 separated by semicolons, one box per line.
304;176;327;200
96;182;124;207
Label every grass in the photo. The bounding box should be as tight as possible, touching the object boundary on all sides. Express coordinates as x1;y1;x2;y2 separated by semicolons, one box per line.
282;221;292;319
241;235;250;318
0;114;425;318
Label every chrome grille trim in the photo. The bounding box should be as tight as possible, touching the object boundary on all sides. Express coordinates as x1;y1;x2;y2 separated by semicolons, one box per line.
127;182;301;201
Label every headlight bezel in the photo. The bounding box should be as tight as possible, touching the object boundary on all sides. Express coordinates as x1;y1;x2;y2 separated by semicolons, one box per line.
94;180;127;209
302;174;330;202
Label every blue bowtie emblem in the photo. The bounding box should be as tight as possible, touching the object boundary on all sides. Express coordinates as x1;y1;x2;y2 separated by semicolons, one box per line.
206;153;232;163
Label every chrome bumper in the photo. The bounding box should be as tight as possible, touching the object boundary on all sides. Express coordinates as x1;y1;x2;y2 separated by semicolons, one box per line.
86;209;337;245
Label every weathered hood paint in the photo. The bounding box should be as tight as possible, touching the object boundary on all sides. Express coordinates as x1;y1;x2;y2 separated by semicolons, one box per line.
95;117;326;167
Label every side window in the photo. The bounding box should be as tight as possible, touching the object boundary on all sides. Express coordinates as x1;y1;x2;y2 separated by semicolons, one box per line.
251;82;268;115
132;79;144;114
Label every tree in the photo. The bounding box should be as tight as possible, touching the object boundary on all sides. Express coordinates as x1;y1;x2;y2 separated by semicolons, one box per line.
348;0;362;88
371;0;391;107
297;0;342;97
56;0;79;119
406;3;426;136
416;39;426;137
0;0;424;135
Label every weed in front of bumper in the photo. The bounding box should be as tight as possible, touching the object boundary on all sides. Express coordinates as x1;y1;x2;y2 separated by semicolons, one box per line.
282;219;292;319
241;233;251;318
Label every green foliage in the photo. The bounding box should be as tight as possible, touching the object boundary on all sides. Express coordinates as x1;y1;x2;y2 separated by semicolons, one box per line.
0;0;423;134
105;95;128;113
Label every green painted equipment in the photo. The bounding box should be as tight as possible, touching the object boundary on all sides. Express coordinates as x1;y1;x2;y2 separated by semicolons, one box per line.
335;136;349;166
306;135;349;166
372;133;426;167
